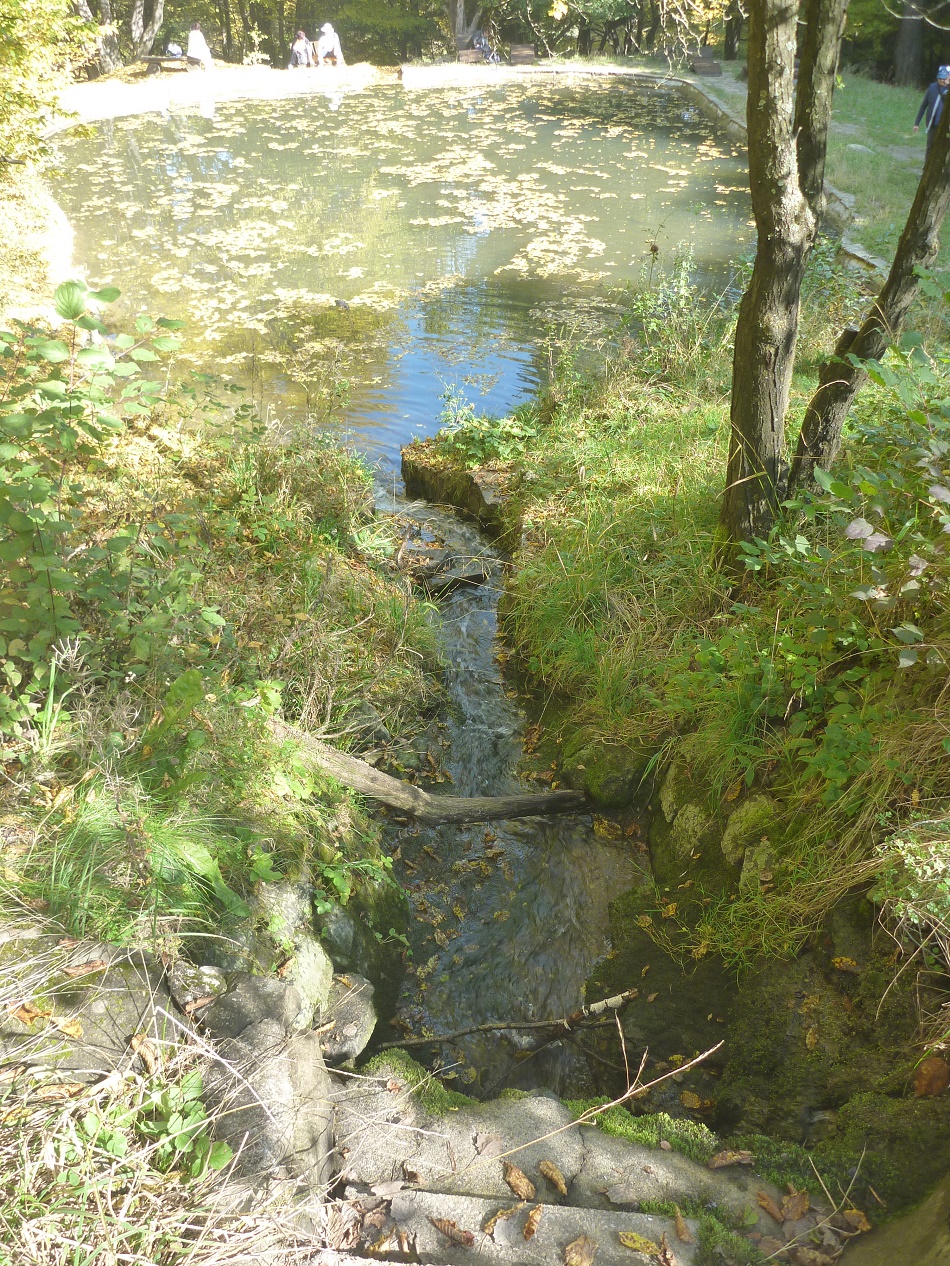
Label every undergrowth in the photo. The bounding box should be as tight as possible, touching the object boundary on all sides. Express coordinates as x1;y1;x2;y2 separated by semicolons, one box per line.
0;280;441;946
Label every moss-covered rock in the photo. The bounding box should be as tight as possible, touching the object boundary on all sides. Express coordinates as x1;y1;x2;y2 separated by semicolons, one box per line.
401;439;519;545
362;1049;475;1114
719;794;778;868
560;732;653;810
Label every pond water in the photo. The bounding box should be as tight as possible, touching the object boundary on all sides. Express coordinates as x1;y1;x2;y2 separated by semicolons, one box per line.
54;77;750;469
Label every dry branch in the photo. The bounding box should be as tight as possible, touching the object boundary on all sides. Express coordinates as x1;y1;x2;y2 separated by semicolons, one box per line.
269;719;586;825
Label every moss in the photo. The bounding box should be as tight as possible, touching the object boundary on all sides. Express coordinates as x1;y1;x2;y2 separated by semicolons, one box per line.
719;795;778;868
560;733;652;810
696;1215;765;1266
497;1088;531;1101
362;1049;475;1114
563;1100;719;1166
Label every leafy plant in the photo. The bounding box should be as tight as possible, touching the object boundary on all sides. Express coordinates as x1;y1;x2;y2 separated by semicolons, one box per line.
438;389;540;466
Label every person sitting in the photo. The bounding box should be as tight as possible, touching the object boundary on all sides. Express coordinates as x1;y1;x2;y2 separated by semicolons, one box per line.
166;41;183;58
186;22;214;70
288;30;312;67
315;23;345;67
472;30;500;64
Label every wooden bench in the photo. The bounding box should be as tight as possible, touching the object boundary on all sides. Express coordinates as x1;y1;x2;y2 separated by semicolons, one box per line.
510;43;535;65
141;55;203;75
458;48;484;63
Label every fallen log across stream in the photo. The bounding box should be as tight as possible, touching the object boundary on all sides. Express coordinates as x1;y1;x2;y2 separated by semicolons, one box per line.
269;719;587;825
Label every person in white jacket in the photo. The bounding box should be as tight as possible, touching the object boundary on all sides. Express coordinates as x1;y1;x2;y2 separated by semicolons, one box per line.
315;23;345;66
187;22;214;70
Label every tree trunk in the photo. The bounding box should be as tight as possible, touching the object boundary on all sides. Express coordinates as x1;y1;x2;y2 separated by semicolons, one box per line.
219;0;233;59
724;0;743;59
129;0;165;56
269;720;586;825
788;106;950;491
894;0;924;88
447;0;483;49
73;0;122;71
718;0;848;553
578;16;592;55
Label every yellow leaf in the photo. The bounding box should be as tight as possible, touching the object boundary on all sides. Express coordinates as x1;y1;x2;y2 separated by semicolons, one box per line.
52;1017;83;1039
679;1091;702;1109
618;1230;660;1255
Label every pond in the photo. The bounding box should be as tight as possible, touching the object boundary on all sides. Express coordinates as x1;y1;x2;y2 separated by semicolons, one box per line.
53;76;750;469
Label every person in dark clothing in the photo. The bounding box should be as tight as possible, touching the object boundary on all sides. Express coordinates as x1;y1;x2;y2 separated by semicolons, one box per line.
914;65;950;161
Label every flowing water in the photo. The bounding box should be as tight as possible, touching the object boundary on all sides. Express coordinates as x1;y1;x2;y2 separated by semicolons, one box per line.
53;77;750;469
56;76;748;1091
374;497;639;1095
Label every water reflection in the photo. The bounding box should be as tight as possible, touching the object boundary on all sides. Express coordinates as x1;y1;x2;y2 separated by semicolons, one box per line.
54;79;750;468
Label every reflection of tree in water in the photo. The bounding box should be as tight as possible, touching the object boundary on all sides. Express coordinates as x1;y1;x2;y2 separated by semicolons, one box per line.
55;81;751;457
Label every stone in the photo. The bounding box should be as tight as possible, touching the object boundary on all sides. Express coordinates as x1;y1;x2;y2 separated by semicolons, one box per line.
390;1189;701;1265
719;794;778;868
202;973;305;1040
319;973;377;1064
0;938;181;1078
207;1019;334;1192
167;960;227;1010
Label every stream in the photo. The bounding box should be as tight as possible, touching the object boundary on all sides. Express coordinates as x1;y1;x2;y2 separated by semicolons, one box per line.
374;495;638;1096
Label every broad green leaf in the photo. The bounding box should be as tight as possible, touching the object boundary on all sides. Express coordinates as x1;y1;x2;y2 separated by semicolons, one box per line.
54;281;87;321
88;286;121;303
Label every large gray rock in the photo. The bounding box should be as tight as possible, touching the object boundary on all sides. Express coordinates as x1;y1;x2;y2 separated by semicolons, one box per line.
202;973;306;1039
208;1020;334;1193
320;973;377;1065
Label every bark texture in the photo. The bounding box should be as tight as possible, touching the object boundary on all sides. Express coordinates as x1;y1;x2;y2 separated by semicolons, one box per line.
788;107;950;491
447;0;483;49
269;720;586;825
894;0;925;88
718;0;848;550
130;0;165;56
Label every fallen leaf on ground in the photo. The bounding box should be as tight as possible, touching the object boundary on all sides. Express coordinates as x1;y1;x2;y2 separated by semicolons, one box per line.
540;1159;568;1194
184;994;216;1014
647;992;659;1003
32;1081;85;1101
913;1056;950;1097
674;1207;694;1244
483;1202;525;1235
565;1233;598;1266
788;1249;834;1266
842;1208;871;1232
503;1161;535;1201
428;1216;474;1247
658;1234;679;1266
0;1065;24;1083
51;1017;83;1039
130;1032;159;1074
606;1182;640;1205
680;1091;702;1109
782;1187;810;1222
619;1229;660;1254
805;1026;819;1050
757;1189;784;1223
474;1131;505;1158
62;959;108;978
708;1149;753;1168
524;1205;543;1239
757;1236;787;1256
659;1140;672;1151
8;1001;50;1026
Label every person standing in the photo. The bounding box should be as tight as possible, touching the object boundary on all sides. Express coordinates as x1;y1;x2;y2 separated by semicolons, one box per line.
288;30;312;67
914;65;950;160
187;21;214;70
315;23;345;67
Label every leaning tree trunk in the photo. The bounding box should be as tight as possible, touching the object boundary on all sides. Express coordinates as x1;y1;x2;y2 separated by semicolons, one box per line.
129;0;165;56
787;106;950;491
718;0;849;553
894;0;924;87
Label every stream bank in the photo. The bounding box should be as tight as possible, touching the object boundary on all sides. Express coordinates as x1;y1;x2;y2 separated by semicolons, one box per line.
397;432;950;1246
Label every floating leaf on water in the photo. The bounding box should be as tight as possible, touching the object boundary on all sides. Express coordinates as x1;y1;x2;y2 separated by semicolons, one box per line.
428;1216;474;1246
565;1233;598;1266
618;1229;660;1255
539;1159;568;1195
523;1205;542;1239
502;1161;535;1201
707;1149;753;1168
